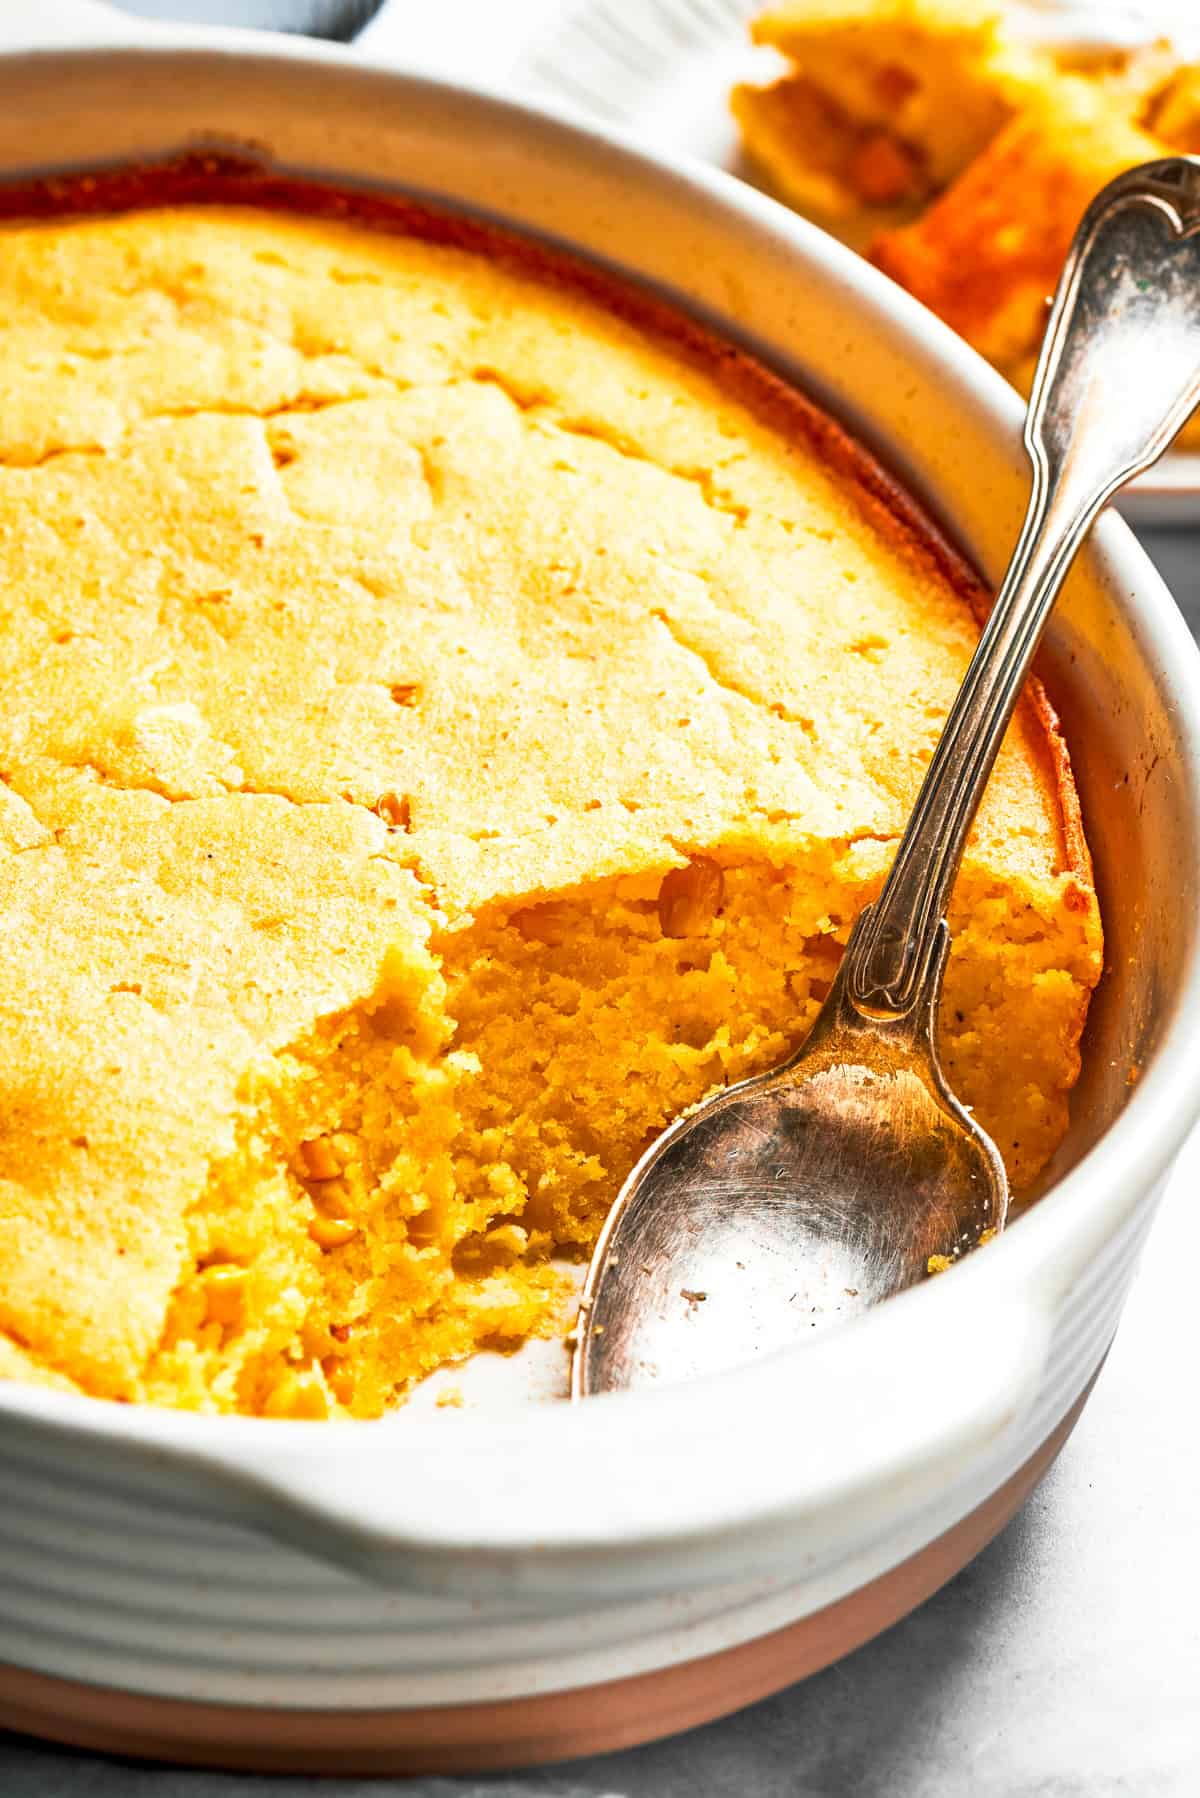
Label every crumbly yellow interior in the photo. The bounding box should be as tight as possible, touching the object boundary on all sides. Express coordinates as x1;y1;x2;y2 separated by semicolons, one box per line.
0;204;1101;1418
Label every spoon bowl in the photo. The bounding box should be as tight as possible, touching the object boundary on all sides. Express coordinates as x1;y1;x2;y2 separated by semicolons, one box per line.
574;920;1004;1394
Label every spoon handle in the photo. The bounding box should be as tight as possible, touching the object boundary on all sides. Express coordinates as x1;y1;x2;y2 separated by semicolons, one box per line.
846;156;1200;1018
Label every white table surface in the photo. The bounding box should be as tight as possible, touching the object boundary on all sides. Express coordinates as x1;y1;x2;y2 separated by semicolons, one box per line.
3;5;1200;1791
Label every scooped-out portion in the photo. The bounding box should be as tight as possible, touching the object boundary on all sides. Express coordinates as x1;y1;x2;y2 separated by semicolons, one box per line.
0;173;1102;1417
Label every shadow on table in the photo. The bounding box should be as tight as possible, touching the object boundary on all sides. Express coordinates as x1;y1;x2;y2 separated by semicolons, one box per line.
556;1471;1063;1798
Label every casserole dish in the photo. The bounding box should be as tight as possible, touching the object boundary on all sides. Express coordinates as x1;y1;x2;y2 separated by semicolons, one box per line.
0;0;1198;1772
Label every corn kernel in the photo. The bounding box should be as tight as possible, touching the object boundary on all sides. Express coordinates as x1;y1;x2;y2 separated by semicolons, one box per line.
486;1223;529;1257
263;1371;329;1420
658;857;724;937
514;902;573;945
848;131;921;205
309;1215;358;1251
374;790;412;830
872;62;919;109
324;1359;356;1407
298;1136;342;1181
200;1263;248;1329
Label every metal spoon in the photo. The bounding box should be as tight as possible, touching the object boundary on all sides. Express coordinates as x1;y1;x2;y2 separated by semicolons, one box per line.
572;156;1200;1398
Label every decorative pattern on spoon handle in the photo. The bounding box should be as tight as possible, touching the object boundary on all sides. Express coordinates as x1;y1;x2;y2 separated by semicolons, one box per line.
847;156;1200;1019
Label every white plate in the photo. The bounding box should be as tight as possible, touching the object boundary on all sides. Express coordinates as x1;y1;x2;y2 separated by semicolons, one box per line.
500;0;1200;525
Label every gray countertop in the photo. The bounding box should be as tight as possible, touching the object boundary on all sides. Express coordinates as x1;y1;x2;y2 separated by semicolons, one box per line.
1;522;1197;1795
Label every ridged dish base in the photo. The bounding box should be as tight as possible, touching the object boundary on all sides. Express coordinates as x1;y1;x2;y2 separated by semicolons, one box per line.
0;1387;1089;1775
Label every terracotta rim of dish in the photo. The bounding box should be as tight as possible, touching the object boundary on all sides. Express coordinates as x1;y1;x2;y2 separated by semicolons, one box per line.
0;1383;1091;1775
0;151;1092;899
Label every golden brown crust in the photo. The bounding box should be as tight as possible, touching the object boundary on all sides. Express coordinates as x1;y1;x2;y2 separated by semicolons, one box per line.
0;151;1089;888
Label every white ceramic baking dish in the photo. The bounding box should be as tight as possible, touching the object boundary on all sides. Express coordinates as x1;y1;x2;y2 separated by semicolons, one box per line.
1;0;1199;1774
